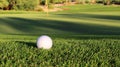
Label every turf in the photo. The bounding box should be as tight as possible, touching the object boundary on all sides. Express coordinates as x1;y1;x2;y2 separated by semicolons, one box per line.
0;4;120;67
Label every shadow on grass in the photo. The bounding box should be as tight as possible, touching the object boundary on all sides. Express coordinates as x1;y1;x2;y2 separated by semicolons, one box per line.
0;16;120;35
53;35;120;39
57;13;120;21
15;41;37;48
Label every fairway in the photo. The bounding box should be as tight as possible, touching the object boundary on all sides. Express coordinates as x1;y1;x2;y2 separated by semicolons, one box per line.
0;5;120;67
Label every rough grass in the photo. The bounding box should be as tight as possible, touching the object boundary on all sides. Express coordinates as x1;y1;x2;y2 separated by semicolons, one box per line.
0;4;120;67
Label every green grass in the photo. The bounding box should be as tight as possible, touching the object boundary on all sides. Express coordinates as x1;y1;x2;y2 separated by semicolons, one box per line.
0;4;120;67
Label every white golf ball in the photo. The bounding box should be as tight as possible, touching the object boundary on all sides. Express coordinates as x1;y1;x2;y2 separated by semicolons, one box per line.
37;35;52;49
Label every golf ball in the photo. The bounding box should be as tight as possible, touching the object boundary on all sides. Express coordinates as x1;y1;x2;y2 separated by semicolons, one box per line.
37;35;52;49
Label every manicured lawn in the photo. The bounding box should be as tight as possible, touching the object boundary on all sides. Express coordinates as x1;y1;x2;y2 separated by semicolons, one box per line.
0;4;120;67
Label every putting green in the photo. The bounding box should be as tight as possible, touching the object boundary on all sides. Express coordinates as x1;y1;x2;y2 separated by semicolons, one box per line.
0;4;120;67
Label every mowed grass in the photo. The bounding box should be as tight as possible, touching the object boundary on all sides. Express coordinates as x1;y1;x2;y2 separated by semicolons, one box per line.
0;5;120;67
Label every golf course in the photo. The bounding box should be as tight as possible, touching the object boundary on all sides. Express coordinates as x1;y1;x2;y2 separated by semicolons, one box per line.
0;4;120;67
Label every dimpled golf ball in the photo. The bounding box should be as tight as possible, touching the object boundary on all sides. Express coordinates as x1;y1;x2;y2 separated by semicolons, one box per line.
37;35;52;49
